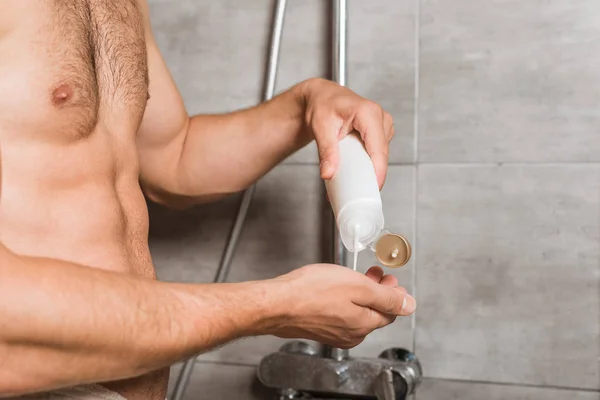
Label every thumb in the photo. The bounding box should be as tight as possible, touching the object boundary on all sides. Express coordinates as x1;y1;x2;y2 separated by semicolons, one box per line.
366;285;416;316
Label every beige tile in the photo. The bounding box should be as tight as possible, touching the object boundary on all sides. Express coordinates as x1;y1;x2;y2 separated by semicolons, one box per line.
419;0;600;162
416;165;600;388
417;378;600;400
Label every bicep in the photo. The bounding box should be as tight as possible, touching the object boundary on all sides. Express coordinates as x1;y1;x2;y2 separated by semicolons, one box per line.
136;0;190;193
139;36;189;147
138;0;188;144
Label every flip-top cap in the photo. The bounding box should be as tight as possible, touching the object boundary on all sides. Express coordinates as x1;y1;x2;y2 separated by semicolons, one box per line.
375;233;411;268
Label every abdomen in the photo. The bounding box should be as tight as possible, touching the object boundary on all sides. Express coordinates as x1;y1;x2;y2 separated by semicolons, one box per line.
0;130;154;278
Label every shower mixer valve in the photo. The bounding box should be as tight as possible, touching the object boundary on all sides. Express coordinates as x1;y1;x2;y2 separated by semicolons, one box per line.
257;341;422;400
256;229;416;400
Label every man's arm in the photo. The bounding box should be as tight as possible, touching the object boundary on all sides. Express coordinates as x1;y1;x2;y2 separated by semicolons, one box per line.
0;245;415;396
0;244;276;396
137;88;310;208
136;2;311;208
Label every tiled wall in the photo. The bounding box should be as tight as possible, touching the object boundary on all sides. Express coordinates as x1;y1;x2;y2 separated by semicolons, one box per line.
147;1;600;399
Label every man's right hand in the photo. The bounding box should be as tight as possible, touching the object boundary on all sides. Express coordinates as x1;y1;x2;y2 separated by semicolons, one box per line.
264;264;416;349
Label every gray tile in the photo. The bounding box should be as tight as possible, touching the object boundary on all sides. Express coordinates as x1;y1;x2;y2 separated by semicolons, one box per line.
168;362;274;400
148;195;239;283
167;363;183;395
419;0;600;162
417;379;600;400
275;0;329;93
416;165;600;388
286;0;416;165
286;0;417;165
148;0;271;114
148;0;323;164
220;165;326;283
353;166;416;358
277;0;329;165
347;0;416;165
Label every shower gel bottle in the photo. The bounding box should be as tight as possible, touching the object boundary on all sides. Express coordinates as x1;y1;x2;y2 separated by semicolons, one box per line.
325;131;411;268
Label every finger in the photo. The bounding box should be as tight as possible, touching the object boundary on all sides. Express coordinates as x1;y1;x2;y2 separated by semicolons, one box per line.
365;285;416;316
376;311;397;328
341;337;365;349
367;308;397;329
395;286;408;294
365;266;384;283
379;274;398;287
383;111;395;142
313;116;343;180
353;103;389;189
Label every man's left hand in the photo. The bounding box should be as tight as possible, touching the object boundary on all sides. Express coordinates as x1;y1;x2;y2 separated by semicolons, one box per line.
300;78;395;190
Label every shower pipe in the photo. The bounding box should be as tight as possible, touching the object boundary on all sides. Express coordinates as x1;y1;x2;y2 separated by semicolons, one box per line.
322;0;350;363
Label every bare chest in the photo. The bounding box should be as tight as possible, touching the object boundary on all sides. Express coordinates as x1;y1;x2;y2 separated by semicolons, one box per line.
0;0;149;142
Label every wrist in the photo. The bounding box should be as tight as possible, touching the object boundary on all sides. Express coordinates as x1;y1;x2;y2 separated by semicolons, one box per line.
295;77;326;105
285;80;311;143
237;279;292;337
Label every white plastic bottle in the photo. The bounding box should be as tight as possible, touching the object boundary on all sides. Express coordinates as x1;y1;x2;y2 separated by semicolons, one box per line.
325;131;385;253
325;131;411;269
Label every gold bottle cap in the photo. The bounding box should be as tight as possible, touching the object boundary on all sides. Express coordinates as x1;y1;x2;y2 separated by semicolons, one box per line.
375;233;411;268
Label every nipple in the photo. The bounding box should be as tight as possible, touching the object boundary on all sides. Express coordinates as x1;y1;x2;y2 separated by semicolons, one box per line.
375;233;411;268
51;84;74;107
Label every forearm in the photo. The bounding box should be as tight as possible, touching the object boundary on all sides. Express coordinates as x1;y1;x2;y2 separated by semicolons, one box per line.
185;86;309;192
0;247;278;396
141;81;311;207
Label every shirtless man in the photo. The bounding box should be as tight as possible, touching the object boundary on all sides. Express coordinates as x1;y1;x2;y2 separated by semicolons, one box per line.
0;1;416;399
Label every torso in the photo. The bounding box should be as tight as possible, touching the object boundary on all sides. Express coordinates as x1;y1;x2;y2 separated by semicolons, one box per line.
0;1;167;398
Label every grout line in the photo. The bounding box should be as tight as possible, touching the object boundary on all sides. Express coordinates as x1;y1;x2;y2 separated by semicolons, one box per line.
412;0;420;167
410;0;420;356
425;377;600;394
